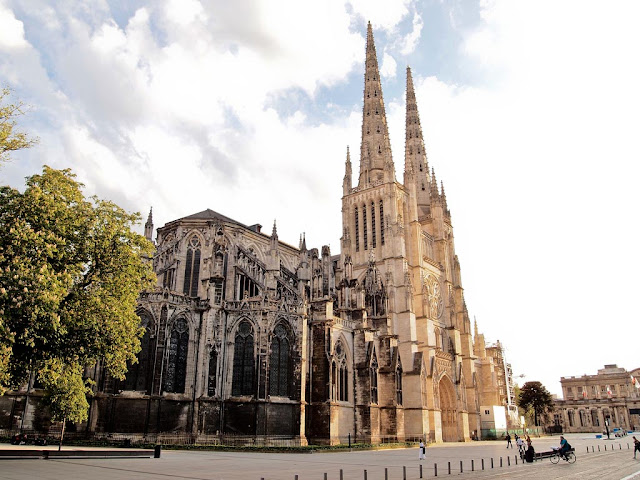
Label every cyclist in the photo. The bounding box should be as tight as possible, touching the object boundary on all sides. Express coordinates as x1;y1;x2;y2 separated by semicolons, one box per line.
558;436;571;460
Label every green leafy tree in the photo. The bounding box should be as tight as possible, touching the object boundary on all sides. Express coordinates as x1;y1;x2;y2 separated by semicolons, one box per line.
517;381;554;426
0;87;38;164
0;166;155;430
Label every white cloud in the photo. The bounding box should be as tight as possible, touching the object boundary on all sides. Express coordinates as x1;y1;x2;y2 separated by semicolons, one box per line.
399;12;423;55
380;52;398;79
0;4;28;48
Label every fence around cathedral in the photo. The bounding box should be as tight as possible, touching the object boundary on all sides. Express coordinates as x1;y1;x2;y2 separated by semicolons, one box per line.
0;428;432;447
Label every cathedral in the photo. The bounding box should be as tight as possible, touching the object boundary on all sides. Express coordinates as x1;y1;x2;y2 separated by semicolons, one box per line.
2;24;509;444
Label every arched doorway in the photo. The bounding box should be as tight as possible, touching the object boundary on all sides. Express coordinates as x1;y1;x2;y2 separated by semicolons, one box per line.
439;376;458;442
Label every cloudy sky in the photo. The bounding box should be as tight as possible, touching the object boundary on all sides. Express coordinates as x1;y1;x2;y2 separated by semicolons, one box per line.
1;0;639;397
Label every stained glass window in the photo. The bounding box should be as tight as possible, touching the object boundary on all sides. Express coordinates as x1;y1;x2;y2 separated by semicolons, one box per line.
164;318;189;393
124;315;152;392
370;351;378;404
269;324;290;397
396;364;403;405
183;236;201;297
232;321;254;396
207;349;217;397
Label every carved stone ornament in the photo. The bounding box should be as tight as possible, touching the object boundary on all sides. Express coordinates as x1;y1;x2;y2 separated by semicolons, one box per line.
424;273;444;319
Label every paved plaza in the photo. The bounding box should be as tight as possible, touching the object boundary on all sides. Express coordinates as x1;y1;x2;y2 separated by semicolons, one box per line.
1;434;640;480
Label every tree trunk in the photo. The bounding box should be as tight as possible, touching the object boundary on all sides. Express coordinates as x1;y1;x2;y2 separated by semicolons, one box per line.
58;417;66;451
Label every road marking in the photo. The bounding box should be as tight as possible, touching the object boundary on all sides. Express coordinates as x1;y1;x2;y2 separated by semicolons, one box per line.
619;468;640;480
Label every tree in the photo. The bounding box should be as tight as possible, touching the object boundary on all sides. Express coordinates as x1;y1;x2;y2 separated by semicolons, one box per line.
0;87;38;164
517;381;554;426
0;166;155;428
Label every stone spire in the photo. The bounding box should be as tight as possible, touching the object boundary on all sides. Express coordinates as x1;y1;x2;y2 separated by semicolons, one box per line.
270;220;279;250
404;66;430;211
430;167;440;200
144;207;154;242
343;146;352;196
358;22;395;187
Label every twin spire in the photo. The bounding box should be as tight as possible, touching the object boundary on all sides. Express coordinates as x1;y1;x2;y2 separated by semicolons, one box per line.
347;22;449;214
358;22;395;187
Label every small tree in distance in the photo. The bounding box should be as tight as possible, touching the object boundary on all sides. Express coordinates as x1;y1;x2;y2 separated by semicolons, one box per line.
517;381;554;426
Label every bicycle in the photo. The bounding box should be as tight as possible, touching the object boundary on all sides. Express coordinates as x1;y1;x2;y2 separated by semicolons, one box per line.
550;447;576;464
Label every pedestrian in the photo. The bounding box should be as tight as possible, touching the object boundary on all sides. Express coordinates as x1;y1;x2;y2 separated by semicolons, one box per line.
506;432;512;448
419;440;426;460
516;434;525;458
633;436;640;459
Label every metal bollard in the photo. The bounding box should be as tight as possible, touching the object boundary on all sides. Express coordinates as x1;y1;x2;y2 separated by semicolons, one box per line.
491;457;494;469
434;463;438;476
500;457;503;467
324;474;327;480
420;464;423;478
482;458;485;470
295;476;298;480
605;445;607;451
592;446;594;452
403;465;407;479
507;456;510;466
460;460;463;473
448;461;451;474
154;444;162;458
385;468;388;480
471;459;474;471
340;471;343;480
364;469;367;480
619;444;622;450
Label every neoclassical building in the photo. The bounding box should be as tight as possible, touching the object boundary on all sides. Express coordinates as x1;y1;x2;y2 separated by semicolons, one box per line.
2;24;508;444
551;364;640;433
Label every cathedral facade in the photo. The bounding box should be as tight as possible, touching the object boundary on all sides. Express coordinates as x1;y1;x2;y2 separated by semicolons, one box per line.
2;24;506;444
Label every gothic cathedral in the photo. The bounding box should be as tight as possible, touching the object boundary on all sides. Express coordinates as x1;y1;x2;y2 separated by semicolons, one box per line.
83;23;499;444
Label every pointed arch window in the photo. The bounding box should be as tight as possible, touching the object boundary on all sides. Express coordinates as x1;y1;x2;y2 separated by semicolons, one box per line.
269;324;291;397
370;351;378;404
371;202;376;248
183;236;201;297
124;314;153;392
396;363;403;405
362;205;368;250
232;321;255;396
379;200;384;245
164;318;189;394
354;206;360;253
333;340;349;402
207;349;217;397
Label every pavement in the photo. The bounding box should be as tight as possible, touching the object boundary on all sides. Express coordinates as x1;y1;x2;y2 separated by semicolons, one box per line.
1;433;639;479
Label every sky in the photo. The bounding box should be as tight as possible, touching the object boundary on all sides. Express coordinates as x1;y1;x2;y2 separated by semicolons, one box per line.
1;0;639;398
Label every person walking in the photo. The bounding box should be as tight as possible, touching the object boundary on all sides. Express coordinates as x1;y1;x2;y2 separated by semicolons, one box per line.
506;432;512;448
633;436;639;459
419;440;426;460
516;434;525;459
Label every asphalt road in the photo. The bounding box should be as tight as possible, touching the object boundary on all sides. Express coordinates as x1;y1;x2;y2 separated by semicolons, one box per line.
1;433;639;480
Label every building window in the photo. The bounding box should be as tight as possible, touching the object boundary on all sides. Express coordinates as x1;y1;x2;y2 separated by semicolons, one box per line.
485;409;490;415
355;207;359;252
371;202;376;248
379;200;384;245
213;280;223;304
164;318;189;394
207;349;217;397
396;364;403;405
163;268;174;289
183;236;201;297
124;314;152;393
232;321;254;396
269;324;290;397
362;205;368;250
370;351;378;404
